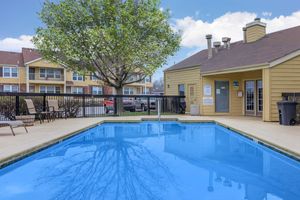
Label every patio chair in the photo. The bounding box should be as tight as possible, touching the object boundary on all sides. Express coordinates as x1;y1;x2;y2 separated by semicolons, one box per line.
0;120;28;136
24;99;53;123
47;99;67;119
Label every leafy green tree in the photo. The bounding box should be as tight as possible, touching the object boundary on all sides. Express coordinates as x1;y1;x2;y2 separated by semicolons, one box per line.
33;0;180;95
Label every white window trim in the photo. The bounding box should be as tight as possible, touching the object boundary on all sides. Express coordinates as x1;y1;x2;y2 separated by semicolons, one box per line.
92;86;103;95
3;66;18;78
40;68;62;79
72;72;84;81
91;73;100;81
39;85;61;94
71;87;84;94
123;87;134;95
3;85;19;92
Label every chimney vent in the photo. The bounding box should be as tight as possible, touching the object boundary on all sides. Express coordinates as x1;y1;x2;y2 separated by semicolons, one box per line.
243;27;247;43
227;37;231;49
243;18;266;43
213;42;221;53
255;17;261;22
222;37;229;48
206;34;213;59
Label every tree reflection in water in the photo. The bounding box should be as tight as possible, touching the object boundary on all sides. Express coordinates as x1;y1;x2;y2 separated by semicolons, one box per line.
37;132;177;200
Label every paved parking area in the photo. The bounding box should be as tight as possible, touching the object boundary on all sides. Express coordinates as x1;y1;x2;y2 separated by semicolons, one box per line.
1;115;300;166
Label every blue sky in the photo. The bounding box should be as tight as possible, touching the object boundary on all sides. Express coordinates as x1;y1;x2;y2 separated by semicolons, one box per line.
0;0;300;80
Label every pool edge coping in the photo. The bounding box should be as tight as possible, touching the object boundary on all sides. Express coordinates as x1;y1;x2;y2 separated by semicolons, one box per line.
1;117;299;168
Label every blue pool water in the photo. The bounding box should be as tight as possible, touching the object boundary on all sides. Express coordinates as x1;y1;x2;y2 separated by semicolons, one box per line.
0;122;300;200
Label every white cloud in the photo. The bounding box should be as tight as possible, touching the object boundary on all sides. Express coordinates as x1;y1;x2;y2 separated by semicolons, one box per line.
262;11;272;17
173;11;300;49
0;35;34;52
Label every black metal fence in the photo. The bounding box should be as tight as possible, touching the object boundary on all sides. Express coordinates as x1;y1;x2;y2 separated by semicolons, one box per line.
0;92;186;120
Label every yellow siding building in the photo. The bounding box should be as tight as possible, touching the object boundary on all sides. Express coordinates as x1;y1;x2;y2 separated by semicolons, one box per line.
0;48;153;95
165;18;300;122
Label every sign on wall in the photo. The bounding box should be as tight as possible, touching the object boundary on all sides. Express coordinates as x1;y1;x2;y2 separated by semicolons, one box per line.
233;80;239;90
203;97;214;105
203;84;212;96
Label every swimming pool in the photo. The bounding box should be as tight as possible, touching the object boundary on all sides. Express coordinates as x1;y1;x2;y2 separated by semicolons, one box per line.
0;121;299;200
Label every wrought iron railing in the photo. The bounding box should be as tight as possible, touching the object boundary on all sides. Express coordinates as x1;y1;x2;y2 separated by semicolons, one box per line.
0;92;185;120
28;72;64;81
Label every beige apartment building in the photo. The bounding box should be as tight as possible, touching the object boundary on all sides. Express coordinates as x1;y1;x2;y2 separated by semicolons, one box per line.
0;48;153;95
165;18;300;122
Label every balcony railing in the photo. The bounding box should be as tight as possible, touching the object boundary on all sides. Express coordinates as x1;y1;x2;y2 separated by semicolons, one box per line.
29;73;64;81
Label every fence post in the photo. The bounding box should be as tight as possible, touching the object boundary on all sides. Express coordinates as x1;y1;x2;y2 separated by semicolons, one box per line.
43;94;46;112
162;97;165;113
176;97;180;113
82;95;86;117
147;96;150;115
178;97;182;114
114;97;117;115
15;95;20;116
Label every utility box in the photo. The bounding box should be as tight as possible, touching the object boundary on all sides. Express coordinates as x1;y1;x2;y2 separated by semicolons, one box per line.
190;104;200;116
277;101;298;125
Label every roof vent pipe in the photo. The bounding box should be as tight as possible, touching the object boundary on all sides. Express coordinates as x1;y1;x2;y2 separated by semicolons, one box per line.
206;34;213;59
227;37;231;49
222;37;228;48
243;27;247;43
213;42;221;53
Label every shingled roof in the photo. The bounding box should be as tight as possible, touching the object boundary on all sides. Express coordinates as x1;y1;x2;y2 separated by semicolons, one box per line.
0;51;24;66
22;48;42;64
165;25;300;73
165;49;208;71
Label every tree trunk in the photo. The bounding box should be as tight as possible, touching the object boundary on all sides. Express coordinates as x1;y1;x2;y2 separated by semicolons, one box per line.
116;87;123;115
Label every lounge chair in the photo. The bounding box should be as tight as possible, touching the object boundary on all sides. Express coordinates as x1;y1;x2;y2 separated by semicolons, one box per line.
47;99;66;119
24;99;53;123
0;120;28;136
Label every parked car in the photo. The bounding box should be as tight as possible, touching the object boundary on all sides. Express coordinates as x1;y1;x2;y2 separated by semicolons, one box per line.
104;98;148;113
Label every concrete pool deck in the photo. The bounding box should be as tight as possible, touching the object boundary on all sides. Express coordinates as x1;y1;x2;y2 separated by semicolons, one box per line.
0;115;300;167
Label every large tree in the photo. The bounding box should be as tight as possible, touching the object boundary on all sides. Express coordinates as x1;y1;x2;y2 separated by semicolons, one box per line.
33;0;180;95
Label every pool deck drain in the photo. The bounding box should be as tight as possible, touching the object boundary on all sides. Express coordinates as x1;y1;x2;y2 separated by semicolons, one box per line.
0;115;300;167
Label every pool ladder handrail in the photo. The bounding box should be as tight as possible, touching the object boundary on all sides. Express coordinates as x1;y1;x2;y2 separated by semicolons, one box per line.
157;98;161;122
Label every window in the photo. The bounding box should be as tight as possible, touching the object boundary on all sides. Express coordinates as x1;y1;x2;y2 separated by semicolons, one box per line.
145;76;151;83
128;74;138;82
72;87;84;94
54;69;61;79
257;80;263;112
92;86;103;95
29;85;35;93
40;69;46;78
3;66;18;78
40;85;61;93
55;86;61;94
3;85;19;92
245;81;255;111
40;68;61;79
73;72;83;81
29;68;35;80
47;69;54;78
178;84;185;96
144;87;150;94
123;87;134;95
90;73;100;81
